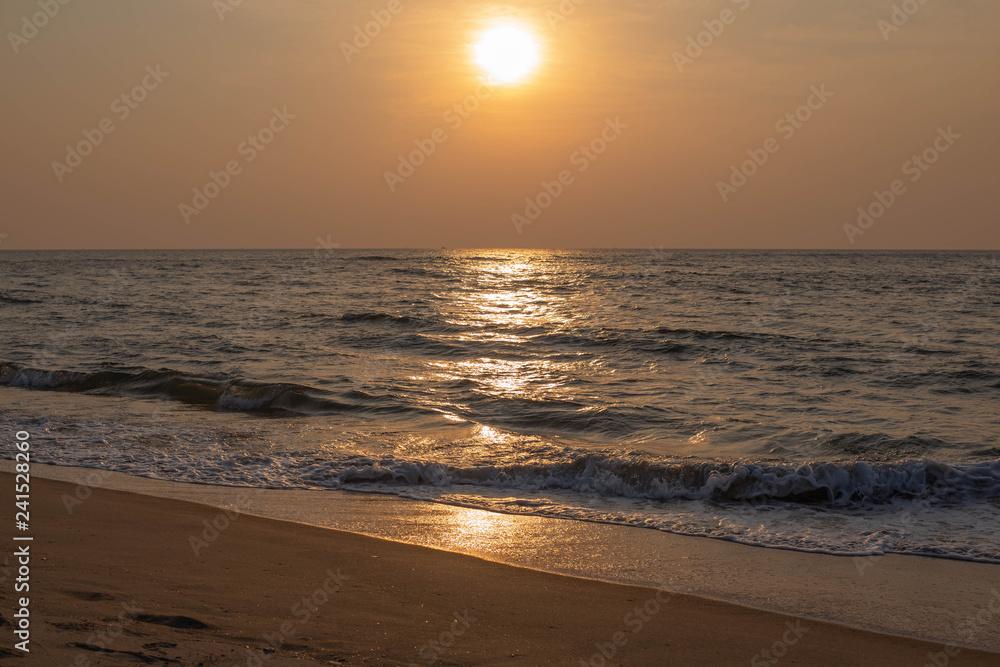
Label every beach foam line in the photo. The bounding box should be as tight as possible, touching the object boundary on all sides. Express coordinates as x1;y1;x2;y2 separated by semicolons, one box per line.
9;460;1000;654
15;472;1000;666
333;453;1000;507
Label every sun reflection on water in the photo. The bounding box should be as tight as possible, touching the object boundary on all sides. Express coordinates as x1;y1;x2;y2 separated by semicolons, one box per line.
432;503;528;553
389;251;602;459
431;252;583;408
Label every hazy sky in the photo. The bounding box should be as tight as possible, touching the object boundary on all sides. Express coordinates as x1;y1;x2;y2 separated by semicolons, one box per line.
1;0;997;249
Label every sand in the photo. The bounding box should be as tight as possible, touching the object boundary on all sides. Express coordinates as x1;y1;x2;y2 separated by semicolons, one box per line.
2;474;998;666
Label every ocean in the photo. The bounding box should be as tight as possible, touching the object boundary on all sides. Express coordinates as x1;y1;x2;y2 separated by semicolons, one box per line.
2;249;999;561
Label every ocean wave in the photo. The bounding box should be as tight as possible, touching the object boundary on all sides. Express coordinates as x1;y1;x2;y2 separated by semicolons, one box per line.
390;267;449;278
0;362;410;416
0;293;42;304
531;331;624;348
653;326;808;343
816;432;947;460
885;368;1000;393
333;454;1000;508
462;399;635;436
341;312;422;324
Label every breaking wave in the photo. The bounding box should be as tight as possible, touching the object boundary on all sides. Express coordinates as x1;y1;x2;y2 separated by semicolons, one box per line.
0;362;389;416
331;453;1000;508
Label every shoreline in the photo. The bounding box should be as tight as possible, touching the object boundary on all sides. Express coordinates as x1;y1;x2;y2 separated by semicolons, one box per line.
3;473;999;665
4;464;1000;661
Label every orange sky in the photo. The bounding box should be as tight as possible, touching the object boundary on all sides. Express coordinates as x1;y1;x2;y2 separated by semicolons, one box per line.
1;0;998;249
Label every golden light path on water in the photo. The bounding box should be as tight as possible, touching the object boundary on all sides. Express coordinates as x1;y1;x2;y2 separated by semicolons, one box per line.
424;254;587;426
383;252;601;484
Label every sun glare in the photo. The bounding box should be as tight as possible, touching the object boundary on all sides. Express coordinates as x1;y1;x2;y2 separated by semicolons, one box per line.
473;25;541;85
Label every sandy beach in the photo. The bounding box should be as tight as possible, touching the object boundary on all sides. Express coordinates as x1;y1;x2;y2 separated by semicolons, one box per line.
1;474;996;666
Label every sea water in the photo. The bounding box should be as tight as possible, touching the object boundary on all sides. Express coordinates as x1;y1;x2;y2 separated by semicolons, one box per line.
2;249;998;561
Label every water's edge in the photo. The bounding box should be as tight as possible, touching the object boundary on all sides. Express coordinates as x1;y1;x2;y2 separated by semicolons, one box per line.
9;461;1000;653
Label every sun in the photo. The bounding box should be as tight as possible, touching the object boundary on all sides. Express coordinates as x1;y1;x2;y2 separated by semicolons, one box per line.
473;25;541;85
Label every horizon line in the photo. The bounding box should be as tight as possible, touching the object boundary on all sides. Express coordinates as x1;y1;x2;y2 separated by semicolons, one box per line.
1;248;997;252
